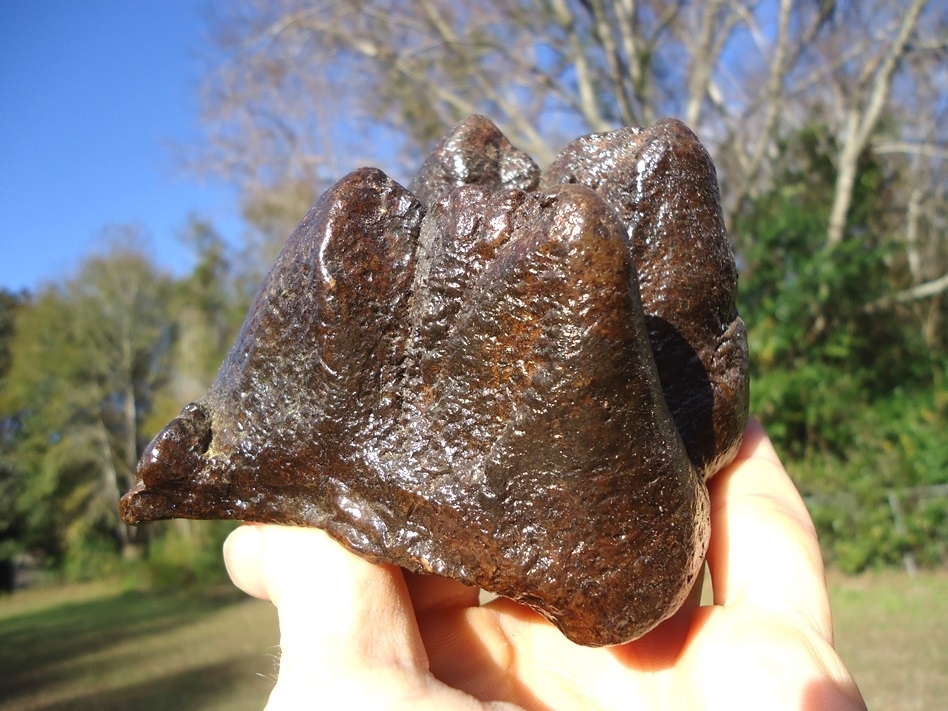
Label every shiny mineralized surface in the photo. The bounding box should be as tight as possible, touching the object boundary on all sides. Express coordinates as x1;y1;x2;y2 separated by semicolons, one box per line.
541;120;748;479
120;116;748;647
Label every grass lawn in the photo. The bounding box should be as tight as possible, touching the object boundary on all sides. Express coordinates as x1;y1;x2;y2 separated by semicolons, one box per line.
0;581;278;711
1;569;945;710
829;569;948;711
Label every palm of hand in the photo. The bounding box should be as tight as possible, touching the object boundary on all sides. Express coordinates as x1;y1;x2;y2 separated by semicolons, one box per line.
225;421;865;710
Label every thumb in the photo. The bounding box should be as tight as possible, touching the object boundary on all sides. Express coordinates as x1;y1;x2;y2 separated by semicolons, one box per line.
223;525;431;705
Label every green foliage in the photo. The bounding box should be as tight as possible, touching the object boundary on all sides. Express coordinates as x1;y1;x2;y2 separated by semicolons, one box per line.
738;124;947;572
61;536;126;583
738;125;936;458
175;216;248;378
0;233;176;565
141;217;249;439
794;387;948;573
0;223;250;584
141;521;239;590
0;290;26;565
0;288;21;381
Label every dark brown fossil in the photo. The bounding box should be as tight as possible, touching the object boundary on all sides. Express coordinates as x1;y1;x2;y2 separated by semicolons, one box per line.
120;116;748;647
541;119;748;479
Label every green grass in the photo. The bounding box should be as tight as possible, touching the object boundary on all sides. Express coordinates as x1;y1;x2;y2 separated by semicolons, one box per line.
1;571;945;710
0;581;278;711
829;569;948;711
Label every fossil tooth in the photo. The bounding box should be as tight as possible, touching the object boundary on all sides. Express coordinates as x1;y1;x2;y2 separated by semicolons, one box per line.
121;116;748;647
542;119;749;479
122;166;424;524
410;114;539;207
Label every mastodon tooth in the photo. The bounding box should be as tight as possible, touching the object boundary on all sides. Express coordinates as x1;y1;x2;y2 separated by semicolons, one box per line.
121;116;748;647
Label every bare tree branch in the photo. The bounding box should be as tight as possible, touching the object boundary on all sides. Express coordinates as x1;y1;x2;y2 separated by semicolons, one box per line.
552;0;612;132
872;141;948;160
867;273;948;312
826;0;929;247
722;0;793;228
684;0;742;127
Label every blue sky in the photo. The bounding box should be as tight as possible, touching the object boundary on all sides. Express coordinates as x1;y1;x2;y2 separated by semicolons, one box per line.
0;0;241;293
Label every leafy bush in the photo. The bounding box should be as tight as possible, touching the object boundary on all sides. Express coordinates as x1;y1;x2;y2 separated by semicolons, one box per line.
784;387;948;573
734;124;947;572
141;520;240;590
61;536;125;582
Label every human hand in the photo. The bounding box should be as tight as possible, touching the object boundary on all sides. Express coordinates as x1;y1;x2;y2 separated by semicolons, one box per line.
224;419;866;710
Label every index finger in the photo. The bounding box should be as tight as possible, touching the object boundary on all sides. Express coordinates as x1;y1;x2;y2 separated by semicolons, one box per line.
706;419;833;642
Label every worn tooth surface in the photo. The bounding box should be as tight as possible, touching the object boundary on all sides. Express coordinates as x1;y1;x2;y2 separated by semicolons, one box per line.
121;116;748;647
410;114;539;208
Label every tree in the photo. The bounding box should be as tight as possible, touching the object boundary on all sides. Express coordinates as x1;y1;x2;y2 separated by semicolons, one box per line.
182;0;947;570
735;123;948;571
192;1;835;243
780;0;948;361
192;0;945;295
810;0;931;249
143;216;248;436
0;231;175;565
174;216;244;390
0;289;25;589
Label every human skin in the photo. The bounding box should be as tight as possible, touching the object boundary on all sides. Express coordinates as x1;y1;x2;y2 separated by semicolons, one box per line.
224;419;867;710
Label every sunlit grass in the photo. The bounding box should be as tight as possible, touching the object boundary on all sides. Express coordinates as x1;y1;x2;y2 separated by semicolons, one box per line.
828;569;948;711
1;570;945;710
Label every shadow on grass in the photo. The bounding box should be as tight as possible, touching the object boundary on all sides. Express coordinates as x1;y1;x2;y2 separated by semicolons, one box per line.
0;586;253;707
25;658;265;711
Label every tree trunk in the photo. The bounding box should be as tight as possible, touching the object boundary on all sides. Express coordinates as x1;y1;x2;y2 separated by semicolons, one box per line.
825;0;928;247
